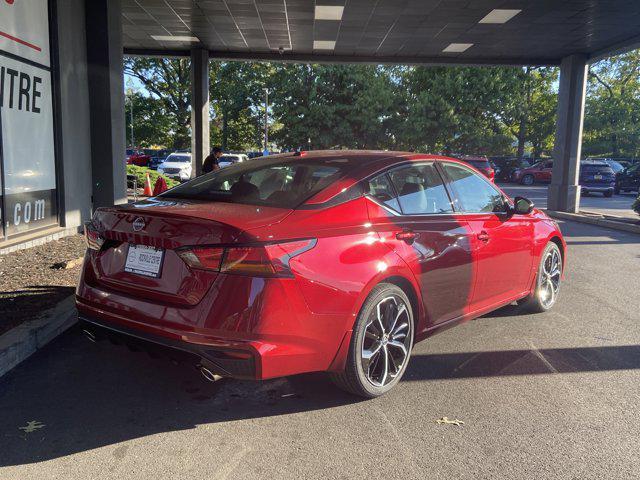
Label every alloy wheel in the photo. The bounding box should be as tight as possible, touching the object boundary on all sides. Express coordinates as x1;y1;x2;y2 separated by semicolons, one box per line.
360;296;412;387
538;247;561;309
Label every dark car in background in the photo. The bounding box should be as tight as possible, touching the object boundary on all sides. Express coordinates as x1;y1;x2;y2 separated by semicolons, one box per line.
490;157;531;182
456;155;495;182
146;149;171;170
580;161;615;197
615;162;640;194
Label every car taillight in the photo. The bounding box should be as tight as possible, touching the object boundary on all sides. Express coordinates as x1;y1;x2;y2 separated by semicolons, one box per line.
84;222;104;251
488;168;495;182
177;239;316;277
177;246;225;270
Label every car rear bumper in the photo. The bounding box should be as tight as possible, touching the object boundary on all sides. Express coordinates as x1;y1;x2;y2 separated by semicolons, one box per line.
76;268;350;380
581;184;614;193
78;314;257;378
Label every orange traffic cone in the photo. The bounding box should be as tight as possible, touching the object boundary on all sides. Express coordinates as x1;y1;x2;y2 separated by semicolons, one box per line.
143;173;153;196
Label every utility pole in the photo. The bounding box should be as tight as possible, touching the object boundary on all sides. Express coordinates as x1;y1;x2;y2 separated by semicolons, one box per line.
130;99;134;148
264;88;269;155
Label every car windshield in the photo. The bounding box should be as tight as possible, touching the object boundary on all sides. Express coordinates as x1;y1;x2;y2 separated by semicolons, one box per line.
606;161;624;173
220;155;240;162
162;159;350;208
126;149;134;155
582;164;614;175
166;155;190;163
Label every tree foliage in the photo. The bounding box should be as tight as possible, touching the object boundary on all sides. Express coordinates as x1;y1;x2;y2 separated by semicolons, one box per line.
123;52;640;159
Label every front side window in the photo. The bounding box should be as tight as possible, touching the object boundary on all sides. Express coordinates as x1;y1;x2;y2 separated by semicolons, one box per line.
441;163;506;214
388;164;453;214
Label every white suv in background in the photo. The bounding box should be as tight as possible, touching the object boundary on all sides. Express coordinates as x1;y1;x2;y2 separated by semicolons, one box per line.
157;153;192;182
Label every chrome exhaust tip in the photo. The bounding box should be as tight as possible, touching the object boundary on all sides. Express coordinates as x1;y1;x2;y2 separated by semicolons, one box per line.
200;365;222;383
82;329;97;343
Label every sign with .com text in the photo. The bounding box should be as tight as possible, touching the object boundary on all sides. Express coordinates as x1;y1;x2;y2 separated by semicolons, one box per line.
0;0;57;237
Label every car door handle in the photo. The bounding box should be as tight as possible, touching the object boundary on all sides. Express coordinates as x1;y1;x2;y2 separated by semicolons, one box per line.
477;231;490;242
396;230;418;243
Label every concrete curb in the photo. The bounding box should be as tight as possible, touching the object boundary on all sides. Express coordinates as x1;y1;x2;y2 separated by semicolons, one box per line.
0;295;77;378
546;210;640;235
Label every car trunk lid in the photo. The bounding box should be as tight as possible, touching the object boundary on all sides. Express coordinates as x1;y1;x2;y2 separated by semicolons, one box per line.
88;198;292;305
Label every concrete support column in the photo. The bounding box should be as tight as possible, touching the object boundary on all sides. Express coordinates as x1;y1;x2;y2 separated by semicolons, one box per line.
85;0;126;207
547;54;588;213
190;49;210;178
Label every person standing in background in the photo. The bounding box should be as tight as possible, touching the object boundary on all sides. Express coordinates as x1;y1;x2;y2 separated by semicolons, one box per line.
202;146;223;174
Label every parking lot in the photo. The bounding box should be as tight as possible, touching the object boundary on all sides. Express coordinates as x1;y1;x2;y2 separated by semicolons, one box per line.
1;219;638;480
499;182;639;220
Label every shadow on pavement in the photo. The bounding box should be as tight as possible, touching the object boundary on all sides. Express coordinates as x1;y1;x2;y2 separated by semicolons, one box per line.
0;327;361;467
0;286;76;335
403;344;640;381
2;324;639;467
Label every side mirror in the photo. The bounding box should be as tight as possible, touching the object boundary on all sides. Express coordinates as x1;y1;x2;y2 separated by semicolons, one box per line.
513;196;535;215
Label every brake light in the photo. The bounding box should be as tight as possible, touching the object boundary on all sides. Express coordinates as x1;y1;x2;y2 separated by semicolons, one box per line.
487;168;495;182
177;239;316;277
84;222;104;251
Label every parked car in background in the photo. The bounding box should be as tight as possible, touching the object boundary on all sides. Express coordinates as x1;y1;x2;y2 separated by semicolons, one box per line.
146;149;171;170
491;157;529;182
78;150;565;398
615;162;640;194
218;154;249;168
157;152;192;182
603;159;625;174
456;155;495;182
126;149;151;167
512;160;554;185
579;161;615;197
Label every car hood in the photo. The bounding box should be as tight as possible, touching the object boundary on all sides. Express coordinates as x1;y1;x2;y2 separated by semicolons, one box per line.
160;162;191;169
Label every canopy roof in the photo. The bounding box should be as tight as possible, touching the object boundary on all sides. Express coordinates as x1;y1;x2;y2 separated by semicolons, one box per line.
122;0;640;64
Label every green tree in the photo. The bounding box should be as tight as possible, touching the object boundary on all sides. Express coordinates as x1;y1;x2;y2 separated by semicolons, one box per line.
269;64;396;150
584;51;640;157
124;57;191;149
209;61;273;151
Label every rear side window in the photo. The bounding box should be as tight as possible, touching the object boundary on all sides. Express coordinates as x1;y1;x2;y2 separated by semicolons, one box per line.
388;164;453;214
441;163;506;214
366;174;400;212
162;161;347;208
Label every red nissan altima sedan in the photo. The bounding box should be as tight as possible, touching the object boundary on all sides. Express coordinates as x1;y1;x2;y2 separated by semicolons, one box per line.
77;151;565;397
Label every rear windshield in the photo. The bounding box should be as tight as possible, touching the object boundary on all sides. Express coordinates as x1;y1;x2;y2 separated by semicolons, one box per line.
161;159;350;208
220;155;239;162
582;165;614;175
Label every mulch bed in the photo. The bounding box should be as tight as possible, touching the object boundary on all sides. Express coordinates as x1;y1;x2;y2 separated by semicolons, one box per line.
0;235;86;335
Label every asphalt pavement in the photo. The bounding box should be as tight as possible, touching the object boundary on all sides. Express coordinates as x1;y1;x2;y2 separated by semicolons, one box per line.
1;220;639;480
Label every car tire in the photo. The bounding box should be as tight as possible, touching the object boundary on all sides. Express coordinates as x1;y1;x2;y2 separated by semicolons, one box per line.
329;283;414;398
521;174;535;186
604;190;614;198
520;242;562;314
614;185;621;194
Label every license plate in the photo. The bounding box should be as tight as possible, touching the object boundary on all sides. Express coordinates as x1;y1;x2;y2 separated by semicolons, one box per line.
594;175;603;180
125;244;164;278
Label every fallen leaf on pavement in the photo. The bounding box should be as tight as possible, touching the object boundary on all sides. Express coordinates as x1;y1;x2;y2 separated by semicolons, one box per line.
19;421;45;433
436;417;464;426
